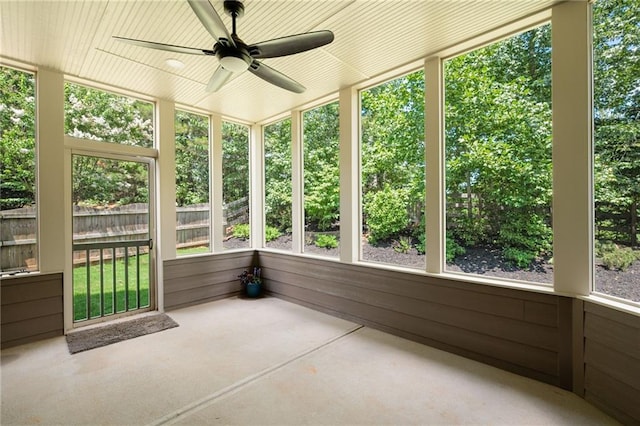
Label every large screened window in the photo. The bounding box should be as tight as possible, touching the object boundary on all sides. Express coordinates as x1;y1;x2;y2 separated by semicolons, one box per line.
174;110;210;256
264;118;292;250
222;121;251;250
303;101;340;257
593;0;640;303
1;66;37;274
360;71;425;269
65;82;153;147
444;24;553;284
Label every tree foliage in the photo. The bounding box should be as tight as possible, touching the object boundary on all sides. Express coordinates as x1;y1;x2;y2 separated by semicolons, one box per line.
222;121;250;205
71;155;149;206
65;83;153;206
175;110;209;207
361;71;425;244
593;0;640;246
303;101;340;231
0;67;35;210
445;24;553;265
264;118;292;231
65;83;153;146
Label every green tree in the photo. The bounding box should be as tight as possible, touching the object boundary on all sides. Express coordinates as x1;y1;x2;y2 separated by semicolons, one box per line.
71;155;148;206
264;118;292;232
222;121;250;205
175;110;209;207
303;102;340;231
593;0;640;246
0;66;36;210
444;25;553;266
65;83;153;146
65;83;153;206
361;71;425;243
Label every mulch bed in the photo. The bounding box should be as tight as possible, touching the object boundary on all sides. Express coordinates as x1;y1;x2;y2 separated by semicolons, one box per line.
226;235;640;303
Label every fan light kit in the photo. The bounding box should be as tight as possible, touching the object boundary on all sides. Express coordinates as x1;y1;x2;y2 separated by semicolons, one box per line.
114;0;334;93
220;55;248;73
165;58;185;69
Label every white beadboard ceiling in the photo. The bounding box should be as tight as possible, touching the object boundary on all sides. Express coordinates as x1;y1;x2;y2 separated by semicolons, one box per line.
1;0;562;124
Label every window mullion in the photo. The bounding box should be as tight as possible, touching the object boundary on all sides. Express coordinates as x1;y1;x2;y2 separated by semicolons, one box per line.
425;57;444;274
551;2;593;295
291;110;303;253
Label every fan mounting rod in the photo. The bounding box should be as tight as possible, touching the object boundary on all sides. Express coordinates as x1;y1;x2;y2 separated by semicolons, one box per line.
224;0;244;35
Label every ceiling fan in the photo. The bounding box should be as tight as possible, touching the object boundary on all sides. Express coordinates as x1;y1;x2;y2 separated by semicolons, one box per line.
114;0;334;93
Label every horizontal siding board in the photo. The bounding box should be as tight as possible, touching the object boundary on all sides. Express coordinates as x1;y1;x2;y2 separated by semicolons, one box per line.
260;253;552;321
164;269;242;293
267;268;559;351
260;252;556;303
585;313;640;361
165;281;240;309
585;364;640;423
0;272;63;287
1;296;63;323
585;301;640;329
1;313;63;343
163;251;253;309
268;280;558;376
1;273;64;348
585;339;640;392
165;278;241;298
583;302;640;424
524;301;558;327
164;259;247;281
164;252;254;280
1;278;63;305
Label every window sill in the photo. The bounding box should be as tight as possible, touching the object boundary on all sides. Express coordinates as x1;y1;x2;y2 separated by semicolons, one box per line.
580;293;640;317
0;270;40;280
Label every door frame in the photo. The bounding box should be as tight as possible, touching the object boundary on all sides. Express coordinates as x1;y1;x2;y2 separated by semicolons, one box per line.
64;143;157;331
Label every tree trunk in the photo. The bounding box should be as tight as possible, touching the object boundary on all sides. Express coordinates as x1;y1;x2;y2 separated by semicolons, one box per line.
631;200;638;247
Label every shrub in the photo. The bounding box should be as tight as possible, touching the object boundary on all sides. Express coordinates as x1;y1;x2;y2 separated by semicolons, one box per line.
265;226;281;242
412;216;426;254
502;247;537;268
364;186;409;244
595;240;617;258
450;215;488;247
497;212;552;268
315;234;338;249
232;223;250;239
393;236;412;253
415;233;426;255
446;235;466;262
598;242;639;271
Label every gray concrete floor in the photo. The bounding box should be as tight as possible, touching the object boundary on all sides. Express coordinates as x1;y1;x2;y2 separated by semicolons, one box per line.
1;297;618;425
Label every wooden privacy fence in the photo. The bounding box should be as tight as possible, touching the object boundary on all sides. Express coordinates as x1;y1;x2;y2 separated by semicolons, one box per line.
0;206;37;273
595;201;639;246
0;198;250;272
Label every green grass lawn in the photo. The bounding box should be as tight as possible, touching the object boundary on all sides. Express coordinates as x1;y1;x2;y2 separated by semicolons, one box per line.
73;246;209;322
177;246;210;255
73;254;150;322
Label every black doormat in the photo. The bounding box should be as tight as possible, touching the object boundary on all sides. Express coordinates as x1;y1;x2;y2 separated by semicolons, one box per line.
66;313;179;354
